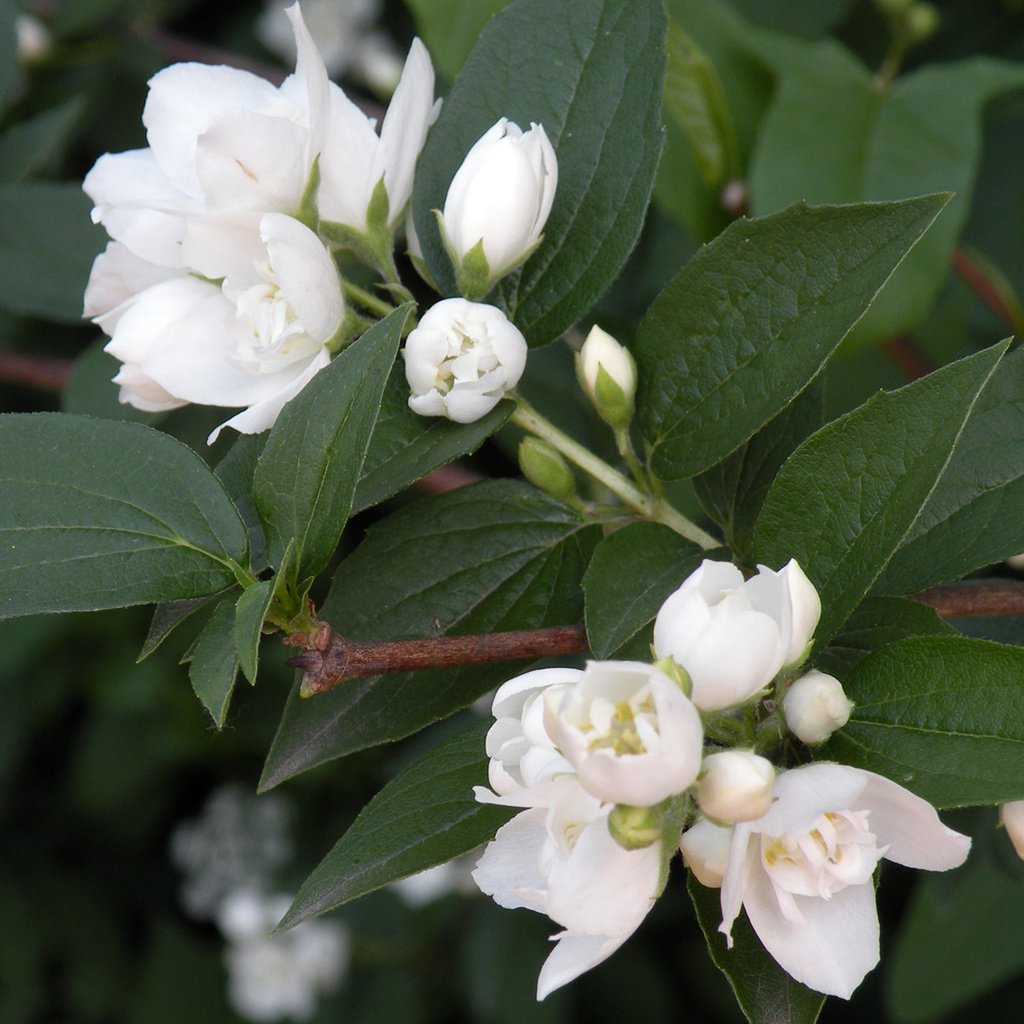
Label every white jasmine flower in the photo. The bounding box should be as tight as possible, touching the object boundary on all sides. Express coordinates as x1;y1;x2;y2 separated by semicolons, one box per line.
440;118;557;293
653;559;821;711
784;670;854;745
696;750;776;823
473;783;662;999
403;298;527;423
95;213;344;442
546;660;704;807
711;763;970;998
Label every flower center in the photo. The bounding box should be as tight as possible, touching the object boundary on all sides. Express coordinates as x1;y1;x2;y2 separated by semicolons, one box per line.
582;690;657;757
433;322;499;394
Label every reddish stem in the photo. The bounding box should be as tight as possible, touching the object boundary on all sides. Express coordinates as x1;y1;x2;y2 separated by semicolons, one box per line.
0;347;72;392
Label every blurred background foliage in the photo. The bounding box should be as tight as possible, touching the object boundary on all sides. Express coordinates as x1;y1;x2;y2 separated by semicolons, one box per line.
5;0;1024;1021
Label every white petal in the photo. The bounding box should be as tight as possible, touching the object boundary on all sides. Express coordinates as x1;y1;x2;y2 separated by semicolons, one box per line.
472;807;550;915
283;1;330;159
741;867;880;999
491;667;583;720
318;85;381;229
755;763;867;836
536;931;630;1000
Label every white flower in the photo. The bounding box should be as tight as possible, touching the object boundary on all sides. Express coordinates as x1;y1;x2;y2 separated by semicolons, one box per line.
473;783;662;999
440;118;557;292
318;37;439;234
696;750;775;823
403;298;527;423
577;325;636;428
653;559;821;712
784;670;854;745
546;660;704;807
84;4;330;280
218;889;350;1022
680;817;734;888
96;213;344;442
711;763;970;998
1000;800;1024;859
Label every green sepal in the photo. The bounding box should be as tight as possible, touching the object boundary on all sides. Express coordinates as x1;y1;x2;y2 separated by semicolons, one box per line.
592;362;634;429
294;156;321;232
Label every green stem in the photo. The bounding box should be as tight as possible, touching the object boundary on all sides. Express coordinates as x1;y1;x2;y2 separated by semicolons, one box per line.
511;398;719;549
343;280;397;319
615;425;650;492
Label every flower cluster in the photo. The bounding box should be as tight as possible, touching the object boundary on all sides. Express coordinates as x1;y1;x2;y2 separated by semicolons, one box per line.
473;558;971;1000
83;1;561;441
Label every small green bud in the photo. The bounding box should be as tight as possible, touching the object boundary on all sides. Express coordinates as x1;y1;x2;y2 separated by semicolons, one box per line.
905;3;939;41
652;655;692;697
577;325;636;429
608;803;662;850
518;436;577;502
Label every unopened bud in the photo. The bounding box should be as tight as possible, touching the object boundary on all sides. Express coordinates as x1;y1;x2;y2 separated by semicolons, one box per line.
1000;801;1024;860
905;3;939;42
783;670;854;744
576;325;636;429
680;817;733;888
875;0;913;16
608;803;661;850
696;750;775;823
518;437;576;502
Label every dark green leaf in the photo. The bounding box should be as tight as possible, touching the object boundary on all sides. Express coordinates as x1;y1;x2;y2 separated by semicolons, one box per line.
138;595;221;661
693;379;824;557
413;0;666;346
823;635;1024;808
753;342;1006;647
62;339;156;423
234;579;275;686
0;99;84;183
877;344;1024;595
253;306;409;578
749;44;1024;348
215;432;269;575
0;183;105;322
688;874;825;1024
279;722;513;928
352;364;511;514
814;596;954;679
0;414;249;619
403;0;511;80
583;522;710;658
888;852;1024;1023
188;596;241;728
635;195;948;480
0;0;15;111
260;480;598;789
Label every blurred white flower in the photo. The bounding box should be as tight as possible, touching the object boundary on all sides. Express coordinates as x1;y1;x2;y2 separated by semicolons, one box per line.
696;750;775;823
546;660;704;807
1000;800;1024;859
784;670;854;745
16;14;52;64
218;890;350;1022
440;118;557;294
390;857;478;907
403;298;527;423
653;559;821;711
711;763;970;998
473;783;662;999
93;213;344;442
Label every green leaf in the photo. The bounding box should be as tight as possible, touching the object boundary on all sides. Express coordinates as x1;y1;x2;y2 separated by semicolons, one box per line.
823;635;1024;808
412;0;666;346
688;874;825;1024
403;0;511;80
352;364;511;513
0;99;84;183
215;433;269;575
0;414;249;619
138;595;221;661
583;522;710;658
279;722;513;929
693;379;824;558
253;306;409;579
0;183;105;322
876;344;1024;595
814;596;954;679
749;43;1024;348
234;579;275;686
635;195;948;480
0;0;15;111
260;480;598;789
188;596;241;728
888;851;1024;1024
62;339;156;423
753;342;1006;647
664;20;738;187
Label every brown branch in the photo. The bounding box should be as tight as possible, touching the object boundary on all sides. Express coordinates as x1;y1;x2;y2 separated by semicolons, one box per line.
0;347;72;392
285;620;589;697
912;581;1024;618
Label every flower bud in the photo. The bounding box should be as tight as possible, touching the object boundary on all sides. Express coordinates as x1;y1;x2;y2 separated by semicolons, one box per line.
783;670;854;745
403;298;527;423
905;3;939;42
608;804;662;850
577;325;636;429
518;437;576;503
680;817;733;888
439;118;557;297
1000;801;1024;860
696;750;775;823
